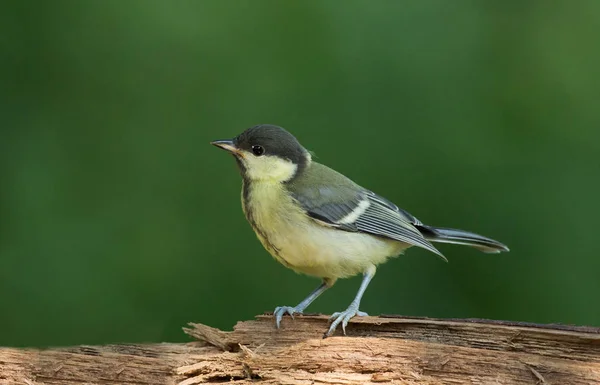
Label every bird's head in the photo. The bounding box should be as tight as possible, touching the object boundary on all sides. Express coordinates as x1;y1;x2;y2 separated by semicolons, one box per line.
211;124;311;183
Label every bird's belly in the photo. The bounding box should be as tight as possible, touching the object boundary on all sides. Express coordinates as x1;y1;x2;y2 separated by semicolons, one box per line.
243;181;408;279
261;218;407;279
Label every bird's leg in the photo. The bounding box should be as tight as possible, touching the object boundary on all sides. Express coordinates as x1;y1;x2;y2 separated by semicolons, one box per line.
325;265;375;337
274;278;335;329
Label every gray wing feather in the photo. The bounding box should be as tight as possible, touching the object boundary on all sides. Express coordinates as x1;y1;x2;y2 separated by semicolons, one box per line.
366;192;423;226
290;186;362;229
290;186;445;259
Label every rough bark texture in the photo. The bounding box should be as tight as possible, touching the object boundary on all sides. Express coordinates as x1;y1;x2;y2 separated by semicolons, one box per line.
1;314;599;384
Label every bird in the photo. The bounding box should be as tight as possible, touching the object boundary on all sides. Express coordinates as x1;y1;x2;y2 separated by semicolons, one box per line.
211;124;509;337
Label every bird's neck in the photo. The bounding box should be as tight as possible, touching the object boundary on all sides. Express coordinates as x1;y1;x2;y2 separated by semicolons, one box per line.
286;151;311;184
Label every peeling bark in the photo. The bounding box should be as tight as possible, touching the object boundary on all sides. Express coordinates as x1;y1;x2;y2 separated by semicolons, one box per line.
1;315;599;384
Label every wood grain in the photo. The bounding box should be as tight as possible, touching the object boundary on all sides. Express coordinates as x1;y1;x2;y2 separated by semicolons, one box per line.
1;314;599;384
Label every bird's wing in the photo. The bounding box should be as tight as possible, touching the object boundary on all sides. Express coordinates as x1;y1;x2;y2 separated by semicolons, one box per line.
288;179;444;259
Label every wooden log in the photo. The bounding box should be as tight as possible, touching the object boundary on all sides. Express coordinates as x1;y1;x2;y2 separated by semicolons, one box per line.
1;314;599;384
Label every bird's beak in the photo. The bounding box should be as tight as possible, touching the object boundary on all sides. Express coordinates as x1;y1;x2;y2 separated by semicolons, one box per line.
210;139;241;156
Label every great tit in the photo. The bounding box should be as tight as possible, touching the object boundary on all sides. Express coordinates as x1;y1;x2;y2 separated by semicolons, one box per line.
212;124;508;337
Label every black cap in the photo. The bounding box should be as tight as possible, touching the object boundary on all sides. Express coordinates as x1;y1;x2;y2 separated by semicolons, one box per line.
234;124;308;167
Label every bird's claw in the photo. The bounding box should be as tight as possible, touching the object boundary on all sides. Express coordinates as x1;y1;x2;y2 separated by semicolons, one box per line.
325;306;368;337
274;306;302;328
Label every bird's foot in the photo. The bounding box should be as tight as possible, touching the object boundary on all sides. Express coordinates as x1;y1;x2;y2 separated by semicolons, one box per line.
325;304;368;337
273;306;303;329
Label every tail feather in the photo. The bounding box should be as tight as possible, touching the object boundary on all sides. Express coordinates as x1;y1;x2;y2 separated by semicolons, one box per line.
417;225;509;254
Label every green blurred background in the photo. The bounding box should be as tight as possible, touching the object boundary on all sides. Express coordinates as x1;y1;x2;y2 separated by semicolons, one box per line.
1;0;599;348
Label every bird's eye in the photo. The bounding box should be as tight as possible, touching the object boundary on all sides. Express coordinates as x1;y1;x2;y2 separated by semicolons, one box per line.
252;145;265;156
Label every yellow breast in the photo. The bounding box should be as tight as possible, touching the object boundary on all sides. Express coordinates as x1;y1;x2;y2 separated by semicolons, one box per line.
240;180;407;279
241;181;303;267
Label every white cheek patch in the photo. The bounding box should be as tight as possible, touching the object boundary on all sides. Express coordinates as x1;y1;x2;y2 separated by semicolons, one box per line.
242;153;298;182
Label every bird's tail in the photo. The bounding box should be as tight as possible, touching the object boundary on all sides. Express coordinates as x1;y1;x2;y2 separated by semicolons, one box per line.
417;225;509;254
